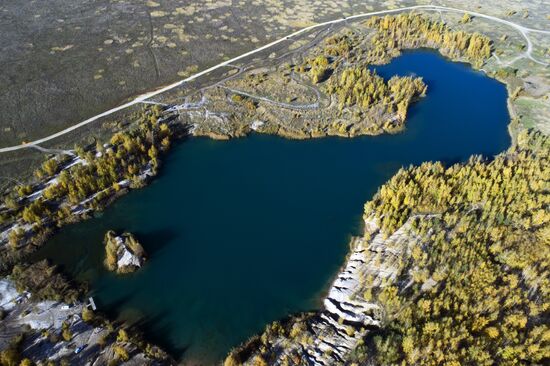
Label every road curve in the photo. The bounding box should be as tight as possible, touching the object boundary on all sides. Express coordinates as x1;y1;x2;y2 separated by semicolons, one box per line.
1;4;548;153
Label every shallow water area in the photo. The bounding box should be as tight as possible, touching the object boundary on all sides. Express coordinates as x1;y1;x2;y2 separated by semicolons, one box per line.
35;51;510;364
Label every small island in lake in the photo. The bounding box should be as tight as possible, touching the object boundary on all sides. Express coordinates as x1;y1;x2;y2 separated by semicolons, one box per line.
104;230;146;274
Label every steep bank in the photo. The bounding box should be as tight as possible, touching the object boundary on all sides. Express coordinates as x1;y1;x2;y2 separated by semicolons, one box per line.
227;215;421;365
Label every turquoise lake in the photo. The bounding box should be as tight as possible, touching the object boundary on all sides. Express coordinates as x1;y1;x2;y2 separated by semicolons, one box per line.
35;51;511;364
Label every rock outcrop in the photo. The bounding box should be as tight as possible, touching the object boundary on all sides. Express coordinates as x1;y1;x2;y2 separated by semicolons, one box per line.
0;278;172;365
104;231;146;274
227;216;422;365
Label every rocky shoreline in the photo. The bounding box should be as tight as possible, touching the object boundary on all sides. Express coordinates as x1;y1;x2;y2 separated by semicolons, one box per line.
227;215;423;365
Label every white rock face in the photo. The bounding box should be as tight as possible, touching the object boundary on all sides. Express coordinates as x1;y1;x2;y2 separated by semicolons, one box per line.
240;216;422;366
250;120;265;131
117;246;143;269
17;300;78;330
0;279;19;311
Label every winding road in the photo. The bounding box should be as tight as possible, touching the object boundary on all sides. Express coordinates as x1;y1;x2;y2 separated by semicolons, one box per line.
1;4;548;153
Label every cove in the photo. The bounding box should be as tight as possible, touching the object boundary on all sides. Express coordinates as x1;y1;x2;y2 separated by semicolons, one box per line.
33;51;510;364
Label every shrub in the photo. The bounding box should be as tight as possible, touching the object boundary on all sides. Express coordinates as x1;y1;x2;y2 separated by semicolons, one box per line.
82;307;94;323
113;346;129;362
116;329;129;343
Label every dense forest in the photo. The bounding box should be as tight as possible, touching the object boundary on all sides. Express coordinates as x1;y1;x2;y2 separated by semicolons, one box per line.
325;68;427;119
365;13;493;67
10;260;81;303
362;130;549;365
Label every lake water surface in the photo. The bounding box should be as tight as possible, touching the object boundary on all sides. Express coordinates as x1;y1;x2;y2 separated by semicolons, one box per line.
35;51;510;364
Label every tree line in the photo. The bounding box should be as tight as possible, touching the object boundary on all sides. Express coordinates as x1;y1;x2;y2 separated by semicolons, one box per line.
362;130;549;365
326;67;427;119
1;106;174;259
365;13;492;67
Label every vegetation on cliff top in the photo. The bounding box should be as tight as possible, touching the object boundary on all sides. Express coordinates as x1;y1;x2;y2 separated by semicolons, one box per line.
364;130;549;365
365;13;492;67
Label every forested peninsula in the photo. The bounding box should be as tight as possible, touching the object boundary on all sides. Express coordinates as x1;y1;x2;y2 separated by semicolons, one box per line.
0;106;178;271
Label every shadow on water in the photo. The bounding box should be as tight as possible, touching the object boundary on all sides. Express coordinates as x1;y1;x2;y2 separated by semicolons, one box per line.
135;313;190;359
91;293;190;359
134;228;179;257
93;291;132;312
32;50;511;364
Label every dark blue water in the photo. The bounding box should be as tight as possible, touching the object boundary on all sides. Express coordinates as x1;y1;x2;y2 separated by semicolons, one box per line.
35;51;510;364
